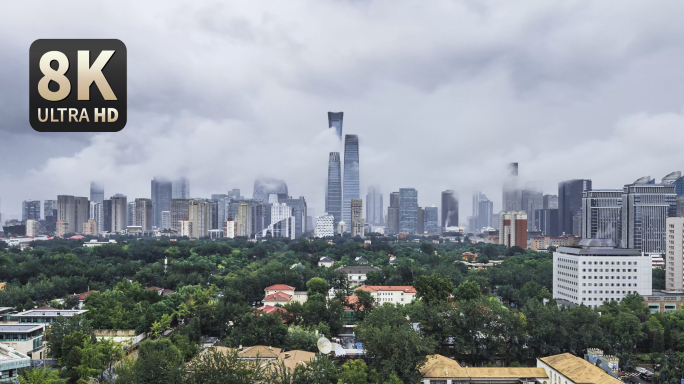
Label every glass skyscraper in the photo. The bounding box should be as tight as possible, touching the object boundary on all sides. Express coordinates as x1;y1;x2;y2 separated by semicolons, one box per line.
253;178;289;203
399;188;418;234
441;190;458;231
90;182;104;204
326;152;342;228
151;177;173;228
328;112;343;141
343;135;359;230
172;177;190;199
558;179;592;236
365;186;384;225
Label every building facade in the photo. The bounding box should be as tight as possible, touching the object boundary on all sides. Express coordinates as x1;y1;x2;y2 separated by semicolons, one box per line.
351;199;364;238
502;162;521;211
424;206;439;234
365;186;384;226
441;190;458;231
535;208;559;237
666;217;684;292
558;179;592;236
387;192;400;235
582;190;622;246
315;214;334;238
326;152;342;229
170;199;189;234
621;178;676;253
172;177;190;199
342;135;359;231
111;195;127;233
399;188;418;234
134;198;153;231
151;178;172;228
22;200;40;222
328;111;343;140
57;195;90;235
499;211;527;248
188;199;211;238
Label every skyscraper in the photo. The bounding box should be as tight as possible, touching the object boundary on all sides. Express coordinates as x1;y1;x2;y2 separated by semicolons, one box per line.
90;182;104;204
502;163;521;211
351;199;364;237
211;194;228;230
328;112;343;140
477;197;493;230
387;192;400;235
662;171;684;197
126;202;135;227
22;200;41;221
365;186;384;226
44;200;57;234
343;135;360;230
535;209;559;236
90;201;103;233
441;190;458;231
152;178;173;228
170;199;189;234
102;200;112;233
172;177;190;199
57;195;89;235
253;178;289;203
558;179;592;236
111;195;127;233
417;207;425;234
134;198;153;231
543;194;559;209
188;199;211;239
283;197;308;237
581;190;622;246
621;176;676;253
521;186;543;231
499;211;527;248
326;152;342;228
424;206;439;234
399;188;418;234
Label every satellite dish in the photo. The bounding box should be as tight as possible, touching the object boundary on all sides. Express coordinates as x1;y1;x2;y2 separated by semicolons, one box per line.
317;337;332;355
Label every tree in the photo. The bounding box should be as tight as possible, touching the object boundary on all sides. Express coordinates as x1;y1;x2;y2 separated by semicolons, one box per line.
337;359;368;384
306;277;328;296
18;367;66;384
132;339;184;384
454;280;480;302
414;274;454;305
185;348;267;384
47;315;94;360
351;289;375;321
506;246;526;256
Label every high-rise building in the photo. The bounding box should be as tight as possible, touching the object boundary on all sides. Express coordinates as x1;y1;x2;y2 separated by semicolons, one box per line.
522;186;543;231
151;178;172;228
134;198;153;231
224;219;237;239
211;194;228;230
441;190;458;231
101;200;112;233
26;220;40;237
44;200;57;234
558;179;592;236
499;211;527;248
90;202;103;234
283;197;308;237
417;207;425;234
57;195;89;234
188;199;211;239
662;171;684;197
399;188;418;234
253;178;289;204
581;190;622;246
172;177;190;199
179;219;193;238
477;197;493;230
535;209;559;237
543;195;559;209
227;189;242;201
328;112;343;140
621;177;676;253
83;220;98;236
343;135;360;231
161;211;171;231
386;192;400;235
326;152;342;228
502;163;521;211
56;220;69;237
90;182;104;203
126;202;135;227
351;199;364;238
170;199;189;234
22;200;41;221
366;186;384;226
315;214;334;238
424;206;439;234
235;201;252;237
666;217;684;292
111;195;127;233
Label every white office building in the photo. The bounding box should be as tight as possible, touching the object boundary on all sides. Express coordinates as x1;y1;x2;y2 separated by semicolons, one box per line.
553;239;652;308
315;214;334;238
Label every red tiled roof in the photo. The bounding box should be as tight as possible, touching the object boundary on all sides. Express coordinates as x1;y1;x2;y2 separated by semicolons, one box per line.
265;284;295;291
255;305;288;315
264;292;292;301
345;295;366;311
76;290;97;301
147;286;162;291
356;285;417;293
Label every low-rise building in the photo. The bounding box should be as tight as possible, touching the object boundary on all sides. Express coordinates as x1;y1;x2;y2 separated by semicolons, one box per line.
0;324;46;359
537;352;622;384
94;330;146;350
83;239;118;247
12;309;88;325
419;354;548;384
531;235;581;250
147;286;175;296
318;257;334;268
335;266;381;283
263;284;308;305
0;343;30;383
642;291;684;313
356;285;417;305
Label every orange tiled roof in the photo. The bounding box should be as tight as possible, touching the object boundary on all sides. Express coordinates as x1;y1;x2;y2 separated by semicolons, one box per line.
76;290;97;301
264;292;292;301
265;284;295;291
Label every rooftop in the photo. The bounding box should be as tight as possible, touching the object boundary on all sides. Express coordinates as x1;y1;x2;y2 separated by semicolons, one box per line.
336;266;381;274
539;353;622;384
264;292;292;301
265;284;295;291
356;285;417;293
0;324;44;332
319;256;333;263
420;355;548;379
556;246;642;256
14;309;88;317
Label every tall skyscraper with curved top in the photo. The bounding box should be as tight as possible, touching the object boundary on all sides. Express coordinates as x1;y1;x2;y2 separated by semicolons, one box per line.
326;152;342;228
343;135;359;230
328;112;343;140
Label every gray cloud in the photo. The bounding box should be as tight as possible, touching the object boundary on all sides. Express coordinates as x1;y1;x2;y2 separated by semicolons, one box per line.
1;1;684;221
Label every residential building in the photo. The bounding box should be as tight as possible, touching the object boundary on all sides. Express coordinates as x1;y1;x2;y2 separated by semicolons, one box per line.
25;220;40;237
621;176;676;253
172;177;190;199
318;257;334;268
22;200;40;221
151;177;172;228
327;154;343;230
0;324;46;359
387;192;400;235
134;198;153;231
161;211;171;231
356;285;417;305
170;199;189;234
535;208;559;236
424;206;439;234
111;195;127;233
553;239;652;308
351;199;364;237
558;179;592;236
328;111;343;140
399;188;418;234
365;186;384;226
83;220;98;236
179;219;193;238
530;235;579;251
582;190;622;246
0;343;30;382
343;135;360;231
89;202;103;234
56;220;69;237
57;195;89;235
502;162;521;211
499;211;527;248
223;219;236;239
188;199;211;238
666;217;684;292
211;194;228;230
335;266;381;283
235;201;252;237
441;190;458;231
315;214;334;238
263;284;307;305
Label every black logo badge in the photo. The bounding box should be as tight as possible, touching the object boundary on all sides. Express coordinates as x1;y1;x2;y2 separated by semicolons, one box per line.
29;39;127;132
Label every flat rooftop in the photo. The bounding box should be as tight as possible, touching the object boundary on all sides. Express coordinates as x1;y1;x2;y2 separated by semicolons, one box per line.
0;324;44;332
14;309;87;317
556;246;642;256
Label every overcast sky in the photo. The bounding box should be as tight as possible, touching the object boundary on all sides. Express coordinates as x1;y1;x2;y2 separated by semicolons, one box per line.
2;1;684;222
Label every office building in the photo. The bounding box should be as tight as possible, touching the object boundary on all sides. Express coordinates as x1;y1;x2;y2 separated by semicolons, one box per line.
581;190;622;246
417;207;425;234
558;179;592;236
666;217;684;292
228;189;242;201
621;177;676;253
315;214;334;238
424;206;439;234
366;186;383;226
662;171;684;197
441;190;458;231
111;195;127;233
89;202;103;234
188;199;211;238
328;111;343;140
211;194;228;230
535;209;559;237
43;200;57;234
522;186;543;231
502;162;521;211
253;178;289;204
260;202;295;239
134;198;153;231
151;178;172;228
170;199;189;234
326;152;342;229
343;135;360;231
351;199;364;237
83;220;98;236
399;188;418;234
57;195;89;235
25;220;40;237
161;211;171;231
477;197;493;231
472;191;484;218
101;200;112;233
224;219;237;238
283;197;308;237
89;182;104;203
499;211;527;248
387;192;400;235
22;200;40;221
126;202;135;227
553;239;652;308
543;194;559;209
172;177;190;199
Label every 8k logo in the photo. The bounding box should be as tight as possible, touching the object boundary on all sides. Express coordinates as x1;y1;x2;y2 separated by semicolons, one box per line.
29;39;127;132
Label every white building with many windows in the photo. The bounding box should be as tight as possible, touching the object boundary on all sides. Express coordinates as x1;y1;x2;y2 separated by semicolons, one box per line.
553;239;652;308
315;214;335;238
